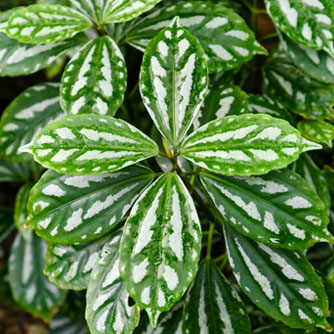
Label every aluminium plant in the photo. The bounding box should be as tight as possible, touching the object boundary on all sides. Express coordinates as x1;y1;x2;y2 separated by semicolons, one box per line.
0;0;334;333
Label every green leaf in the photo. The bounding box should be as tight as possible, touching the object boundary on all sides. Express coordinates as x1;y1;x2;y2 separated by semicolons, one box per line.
193;83;248;130
292;153;331;212
263;49;334;121
281;33;334;85
0;8;21;33
86;230;140;334
140;17;208;147
127;1;267;73
27;165;154;244
45;234;110;290
224;224;330;330
181;113;320;176
20;114;159;175
248;94;294;123
297;120;334;148
49;316;88;334
0;207;14;243
183;258;251;334
60;36;127;116
0;83;64;162
6;4;92;44
119;173;202;327
265;0;334;57
8;232;67;322
201;169;333;249
0;160;30;182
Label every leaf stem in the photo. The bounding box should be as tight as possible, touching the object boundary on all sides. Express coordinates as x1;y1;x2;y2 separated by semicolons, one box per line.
259;32;278;42
206;222;215;259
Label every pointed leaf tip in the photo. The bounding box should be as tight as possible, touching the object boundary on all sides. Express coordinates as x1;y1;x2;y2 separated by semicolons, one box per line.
302;138;323;152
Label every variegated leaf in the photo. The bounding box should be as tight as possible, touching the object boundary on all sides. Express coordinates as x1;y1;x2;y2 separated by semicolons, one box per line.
20;114;159;175
0;32;87;77
60;36;127;116
140;17;208;147
183;258;251;334
6;4;92;44
297;120;334;148
201;169;333;249
0;83;64;162
225;225;330;330
0;160;30;182
181;114;321;176
49;316;88;334
292;153;331;212
248;94;294;123
193;84;248;130
0;207;14;243
281;33;334;85
127;1;267;73
45;235;109;290
26;165;154;244
265;0;334;57
0;8;21;33
86;230;140;334
119;173;202;327
263;49;334;121
8;232;66;322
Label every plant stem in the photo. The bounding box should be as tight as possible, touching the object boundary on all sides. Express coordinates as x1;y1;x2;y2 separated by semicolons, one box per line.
206;222;215;259
259;32;278;42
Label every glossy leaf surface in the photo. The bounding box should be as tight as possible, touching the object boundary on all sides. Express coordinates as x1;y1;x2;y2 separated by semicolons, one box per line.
297;120;334;147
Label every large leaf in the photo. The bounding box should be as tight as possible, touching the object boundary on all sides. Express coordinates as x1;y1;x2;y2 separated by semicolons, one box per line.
60;36;127;116
20;114;159;175
140;17;208;147
8;232;66;321
127;1;266;73
224;225;330;330
0;160;30;182
45;234;109;290
0;207;14;243
265;0;334;57
6;4;92;44
27;165;154;244
86;230;140;334
181;114;320;176
0;83;64;161
119;173;202;326
201;169;333;250
183;258;251;334
0;32;86;77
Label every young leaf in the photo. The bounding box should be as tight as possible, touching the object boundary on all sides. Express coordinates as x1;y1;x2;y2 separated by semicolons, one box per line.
183;258;251;334
0;207;14;243
8;232;67;322
297;120;334;148
44;235;110;290
86;230;140;334
224;225;330;330
49;315;88;334
119;173;202;327
193;84;249;130
0;83;64;162
140;17;208;147
6;4;92;44
0;7;21;33
60;36;127;116
248;94;294;123
127;1;267;73
20;114;159;175
181;114;320;176
27;165;154;244
265;0;334;57
0;160;30;182
201;169;333;250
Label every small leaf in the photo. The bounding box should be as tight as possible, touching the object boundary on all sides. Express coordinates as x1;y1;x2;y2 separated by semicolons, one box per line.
183;258;251;334
60;36;127;116
265;0;334;57
49;315;88;334
201;169;333;249
8;232;67;322
45;234;109;290
20;114;159;175
297;120;334;147
27;165;154;244
0;83;64;162
86;230;140;334
181;114;321;176
0;160;30;182
6;4;92;44
225;225;330;330
140;17;208;147
0;207;14;243
127;1;267;73
0;32;87;77
119;173;201;327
